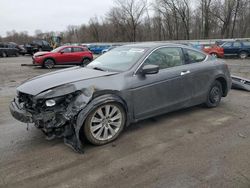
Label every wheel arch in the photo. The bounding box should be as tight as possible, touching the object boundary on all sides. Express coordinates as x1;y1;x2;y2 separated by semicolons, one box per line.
238;50;249;56
75;92;129;142
215;76;228;97
43;57;56;64
76;92;128;126
82;56;92;61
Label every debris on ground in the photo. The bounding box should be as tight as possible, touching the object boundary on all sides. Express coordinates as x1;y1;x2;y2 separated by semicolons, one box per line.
238;133;247;139
231;75;250;92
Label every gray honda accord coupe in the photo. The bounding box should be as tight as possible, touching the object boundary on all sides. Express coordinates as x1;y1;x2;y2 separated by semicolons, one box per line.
10;43;232;153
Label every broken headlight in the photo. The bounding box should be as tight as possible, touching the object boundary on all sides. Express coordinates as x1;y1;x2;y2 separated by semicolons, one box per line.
44;96;67;107
45;99;56;107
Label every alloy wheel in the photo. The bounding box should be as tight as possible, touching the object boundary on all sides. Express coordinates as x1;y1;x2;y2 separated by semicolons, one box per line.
44;59;55;69
89;104;123;141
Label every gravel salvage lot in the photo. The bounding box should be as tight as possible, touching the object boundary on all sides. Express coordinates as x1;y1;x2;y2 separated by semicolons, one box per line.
0;56;250;188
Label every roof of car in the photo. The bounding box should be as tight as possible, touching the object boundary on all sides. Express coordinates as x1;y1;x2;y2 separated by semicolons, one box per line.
123;42;189;49
62;45;85;48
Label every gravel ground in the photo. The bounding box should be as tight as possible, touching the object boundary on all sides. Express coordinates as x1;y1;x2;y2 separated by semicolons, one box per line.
0;56;250;188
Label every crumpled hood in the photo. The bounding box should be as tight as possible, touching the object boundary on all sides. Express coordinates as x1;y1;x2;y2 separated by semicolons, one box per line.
34;51;50;57
17;67;118;96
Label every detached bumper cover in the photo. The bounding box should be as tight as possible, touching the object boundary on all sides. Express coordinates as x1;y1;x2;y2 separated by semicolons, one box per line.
9;100;33;123
231;75;250;92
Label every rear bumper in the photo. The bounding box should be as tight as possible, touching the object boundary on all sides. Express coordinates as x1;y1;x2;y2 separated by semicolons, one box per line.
217;52;224;58
9;99;33;123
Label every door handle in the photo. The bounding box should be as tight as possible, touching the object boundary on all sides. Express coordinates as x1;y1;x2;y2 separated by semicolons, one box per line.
180;70;190;76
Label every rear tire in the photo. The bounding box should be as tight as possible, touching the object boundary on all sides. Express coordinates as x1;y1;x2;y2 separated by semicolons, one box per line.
205;80;222;108
239;51;248;59
43;59;55;69
80;58;91;66
83;102;126;145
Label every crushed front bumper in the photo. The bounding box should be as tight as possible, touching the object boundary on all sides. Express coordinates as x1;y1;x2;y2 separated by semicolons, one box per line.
9;99;33;123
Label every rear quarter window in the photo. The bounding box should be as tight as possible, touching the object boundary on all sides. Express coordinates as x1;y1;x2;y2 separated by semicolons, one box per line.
242;42;250;46
73;47;84;52
185;49;206;64
233;42;241;47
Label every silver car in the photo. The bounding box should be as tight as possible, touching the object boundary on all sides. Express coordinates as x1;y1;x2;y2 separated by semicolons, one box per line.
10;43;232;153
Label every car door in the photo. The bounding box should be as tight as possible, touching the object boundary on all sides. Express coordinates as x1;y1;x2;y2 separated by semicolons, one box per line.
72;47;84;63
7;44;15;56
231;42;242;55
183;48;213;105
130;47;194;120
42;41;52;51
56;47;73;64
222;42;234;55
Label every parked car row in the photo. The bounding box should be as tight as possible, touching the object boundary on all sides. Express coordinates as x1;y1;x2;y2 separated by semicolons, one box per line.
0;42;26;57
0;39;53;57
186;40;250;59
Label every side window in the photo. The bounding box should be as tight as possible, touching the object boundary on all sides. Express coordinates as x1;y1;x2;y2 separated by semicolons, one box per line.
233;42;241;47
61;48;71;53
223;42;233;48
242;41;250;46
42;41;49;46
144;47;184;69
185;49;206;63
73;47;83;52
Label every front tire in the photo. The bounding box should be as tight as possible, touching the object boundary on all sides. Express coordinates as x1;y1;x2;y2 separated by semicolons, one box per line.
84;102;126;145
205;80;222;108
43;59;55;69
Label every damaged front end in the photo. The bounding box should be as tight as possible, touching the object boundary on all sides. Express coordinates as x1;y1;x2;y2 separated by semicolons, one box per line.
10;84;95;153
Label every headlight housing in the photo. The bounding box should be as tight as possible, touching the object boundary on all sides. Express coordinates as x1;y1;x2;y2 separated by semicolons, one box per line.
44;96;69;107
45;99;56;107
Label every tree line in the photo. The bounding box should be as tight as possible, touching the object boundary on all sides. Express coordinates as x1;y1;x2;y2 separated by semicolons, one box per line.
1;0;250;44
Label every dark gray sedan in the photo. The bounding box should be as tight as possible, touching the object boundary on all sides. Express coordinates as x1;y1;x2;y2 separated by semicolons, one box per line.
10;43;232;153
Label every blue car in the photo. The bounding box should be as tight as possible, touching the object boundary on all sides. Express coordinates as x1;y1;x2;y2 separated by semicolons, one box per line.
88;44;111;54
221;41;250;59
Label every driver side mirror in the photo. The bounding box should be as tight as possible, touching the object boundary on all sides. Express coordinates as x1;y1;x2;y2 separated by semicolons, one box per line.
140;64;159;75
60;51;64;54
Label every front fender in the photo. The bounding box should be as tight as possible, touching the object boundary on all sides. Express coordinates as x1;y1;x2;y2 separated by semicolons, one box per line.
75;94;127;132
69;94;127;153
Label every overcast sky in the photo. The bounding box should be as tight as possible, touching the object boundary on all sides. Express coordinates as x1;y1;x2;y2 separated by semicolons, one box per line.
0;0;115;37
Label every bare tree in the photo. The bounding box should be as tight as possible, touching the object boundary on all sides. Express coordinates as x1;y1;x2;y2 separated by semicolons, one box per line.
200;0;213;38
231;0;240;37
114;0;148;42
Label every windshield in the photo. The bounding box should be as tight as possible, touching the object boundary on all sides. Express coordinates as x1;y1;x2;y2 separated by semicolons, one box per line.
87;46;148;72
51;46;64;53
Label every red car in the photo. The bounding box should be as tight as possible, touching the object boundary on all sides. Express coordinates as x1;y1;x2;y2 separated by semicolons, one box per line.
32;46;93;68
202;44;224;58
